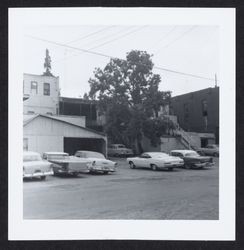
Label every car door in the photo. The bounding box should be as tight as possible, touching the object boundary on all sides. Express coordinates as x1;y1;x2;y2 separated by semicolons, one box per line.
138;153;151;168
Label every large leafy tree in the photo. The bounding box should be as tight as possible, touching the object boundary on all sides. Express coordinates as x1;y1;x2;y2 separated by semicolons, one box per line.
88;50;171;153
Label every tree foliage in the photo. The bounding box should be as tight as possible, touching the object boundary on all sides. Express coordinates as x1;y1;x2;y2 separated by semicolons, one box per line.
88;50;172;153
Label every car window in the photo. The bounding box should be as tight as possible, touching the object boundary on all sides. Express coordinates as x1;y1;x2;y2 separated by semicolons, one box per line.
149;152;169;158
47;154;69;160
185;152;199;157
81;151;105;159
140;153;151;158
171;152;182;157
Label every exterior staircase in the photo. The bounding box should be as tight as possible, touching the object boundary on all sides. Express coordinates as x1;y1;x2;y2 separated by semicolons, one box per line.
174;126;199;150
161;114;199;150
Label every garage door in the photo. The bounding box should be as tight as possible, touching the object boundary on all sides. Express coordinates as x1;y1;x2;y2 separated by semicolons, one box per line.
64;137;106;156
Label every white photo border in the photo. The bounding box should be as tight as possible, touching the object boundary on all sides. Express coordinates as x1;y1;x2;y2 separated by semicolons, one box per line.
8;7;235;240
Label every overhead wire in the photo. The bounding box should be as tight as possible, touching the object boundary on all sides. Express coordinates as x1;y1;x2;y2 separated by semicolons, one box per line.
88;25;148;50
157;26;197;51
25;34;217;82
66;26;117;45
152;26;177;54
54;26;138;63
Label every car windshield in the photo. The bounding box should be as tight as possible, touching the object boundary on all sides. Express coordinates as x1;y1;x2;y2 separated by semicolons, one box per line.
148;152;169;158
81;152;105;159
47;154;70;160
185;152;200;157
23;154;42;162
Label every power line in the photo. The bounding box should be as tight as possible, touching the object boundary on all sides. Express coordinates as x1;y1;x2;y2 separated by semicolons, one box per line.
66;26;117;45
154;66;217;82
53;26;137;63
25;34;217;82
152;26;177;53
157;26;197;52
88;25;148;50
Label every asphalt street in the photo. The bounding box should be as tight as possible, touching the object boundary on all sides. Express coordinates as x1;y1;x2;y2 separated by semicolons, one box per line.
23;157;219;220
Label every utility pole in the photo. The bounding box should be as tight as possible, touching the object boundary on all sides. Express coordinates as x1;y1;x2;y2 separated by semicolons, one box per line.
215;73;218;87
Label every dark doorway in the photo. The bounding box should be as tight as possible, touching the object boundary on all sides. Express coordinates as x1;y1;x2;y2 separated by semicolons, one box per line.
201;138;208;147
64;137;105;156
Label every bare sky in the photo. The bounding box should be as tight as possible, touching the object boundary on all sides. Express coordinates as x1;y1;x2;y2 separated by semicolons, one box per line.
23;25;219;97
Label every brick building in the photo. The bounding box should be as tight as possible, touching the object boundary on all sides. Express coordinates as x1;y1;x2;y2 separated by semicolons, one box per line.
170;87;219;144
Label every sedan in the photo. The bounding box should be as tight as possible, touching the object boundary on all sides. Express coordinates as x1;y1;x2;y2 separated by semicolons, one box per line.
127;152;184;171
43;152;90;176
23;151;53;180
74;150;117;174
170;150;214;169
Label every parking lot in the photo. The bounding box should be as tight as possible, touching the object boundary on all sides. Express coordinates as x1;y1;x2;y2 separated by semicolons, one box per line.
23;157;219;220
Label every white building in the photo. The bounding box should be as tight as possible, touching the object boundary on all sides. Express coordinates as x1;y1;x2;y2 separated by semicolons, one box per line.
23;114;107;156
23;73;60;115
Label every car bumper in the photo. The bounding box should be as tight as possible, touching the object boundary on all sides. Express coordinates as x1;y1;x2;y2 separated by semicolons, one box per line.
193;162;215;168
89;166;116;172
23;171;54;178
56;168;90;174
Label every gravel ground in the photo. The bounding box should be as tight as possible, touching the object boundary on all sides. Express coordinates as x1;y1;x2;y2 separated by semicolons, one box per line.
23;157;219;220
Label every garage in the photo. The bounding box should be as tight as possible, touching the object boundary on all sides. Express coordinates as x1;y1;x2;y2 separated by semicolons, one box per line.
23;114;107;156
64;137;105;155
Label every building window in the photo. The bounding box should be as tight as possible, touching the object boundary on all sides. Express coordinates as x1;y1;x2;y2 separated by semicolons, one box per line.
23;138;28;151
44;83;50;96
31;81;38;94
202;100;208;117
183;103;189;123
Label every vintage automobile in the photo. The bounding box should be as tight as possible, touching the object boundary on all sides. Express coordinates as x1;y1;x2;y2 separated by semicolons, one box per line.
23;151;53;180
170;150;214;169
127;152;184;171
108;144;134;157
197;144;219;157
43;152;90;176
74;150;117;174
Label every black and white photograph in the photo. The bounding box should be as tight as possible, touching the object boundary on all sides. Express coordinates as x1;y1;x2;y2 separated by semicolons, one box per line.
8;7;235;240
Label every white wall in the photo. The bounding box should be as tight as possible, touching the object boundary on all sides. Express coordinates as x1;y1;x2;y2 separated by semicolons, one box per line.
23;135;63;154
142;136;186;154
23;73;59;115
23;115;107;154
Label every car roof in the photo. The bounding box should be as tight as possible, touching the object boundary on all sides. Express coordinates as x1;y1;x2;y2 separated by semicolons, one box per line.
143;152;168;155
43;152;69;155
23;151;41;156
171;150;196;154
76;150;103;154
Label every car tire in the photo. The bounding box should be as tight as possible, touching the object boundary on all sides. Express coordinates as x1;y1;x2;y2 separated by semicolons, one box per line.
103;171;109;174
129;161;136;169
72;172;79;177
185;164;191;169
151;164;158;171
40;176;46;180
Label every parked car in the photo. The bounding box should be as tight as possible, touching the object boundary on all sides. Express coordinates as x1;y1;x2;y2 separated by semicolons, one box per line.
23;151;53;180
170;150;214;169
197;144;219;157
74;150;117;174
127;152;184;171
43;152;90;176
108;144;133;157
